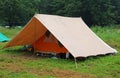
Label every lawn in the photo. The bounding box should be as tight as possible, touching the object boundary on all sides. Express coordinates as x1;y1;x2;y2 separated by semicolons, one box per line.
0;26;120;78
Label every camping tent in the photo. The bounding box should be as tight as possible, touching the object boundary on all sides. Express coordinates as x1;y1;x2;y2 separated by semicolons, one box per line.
4;14;117;58
0;33;10;42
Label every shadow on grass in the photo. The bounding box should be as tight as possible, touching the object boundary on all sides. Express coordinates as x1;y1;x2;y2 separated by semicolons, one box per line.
1;46;119;63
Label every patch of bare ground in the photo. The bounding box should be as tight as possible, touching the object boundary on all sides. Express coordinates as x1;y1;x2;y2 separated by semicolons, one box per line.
0;53;96;78
0;52;43;61
0;62;96;78
43;68;96;78
0;62;24;72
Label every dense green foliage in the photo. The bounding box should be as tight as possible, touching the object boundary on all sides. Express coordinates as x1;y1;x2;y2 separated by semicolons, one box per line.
0;0;39;26
0;26;120;78
0;0;120;27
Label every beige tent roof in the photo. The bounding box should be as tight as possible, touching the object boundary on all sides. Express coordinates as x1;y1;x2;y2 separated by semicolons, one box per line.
4;14;117;58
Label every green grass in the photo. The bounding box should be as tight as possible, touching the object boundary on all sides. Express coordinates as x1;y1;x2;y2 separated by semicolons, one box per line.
0;26;120;78
92;26;120;50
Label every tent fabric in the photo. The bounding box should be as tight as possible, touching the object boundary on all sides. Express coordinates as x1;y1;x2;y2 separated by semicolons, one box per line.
0;33;10;42
4;17;47;46
4;14;117;57
32;33;68;53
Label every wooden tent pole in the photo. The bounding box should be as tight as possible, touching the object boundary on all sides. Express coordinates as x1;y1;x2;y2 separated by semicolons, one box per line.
74;58;78;69
34;18;36;53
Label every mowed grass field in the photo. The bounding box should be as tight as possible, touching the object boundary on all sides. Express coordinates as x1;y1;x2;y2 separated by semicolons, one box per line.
0;26;120;78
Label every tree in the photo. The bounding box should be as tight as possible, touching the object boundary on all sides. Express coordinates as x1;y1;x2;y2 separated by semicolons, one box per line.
111;0;120;24
38;0;53;14
0;0;119;27
38;0;82;16
0;0;39;27
80;0;116;26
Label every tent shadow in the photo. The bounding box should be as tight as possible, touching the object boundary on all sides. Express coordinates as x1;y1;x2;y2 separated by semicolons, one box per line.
76;53;117;62
3;47;117;62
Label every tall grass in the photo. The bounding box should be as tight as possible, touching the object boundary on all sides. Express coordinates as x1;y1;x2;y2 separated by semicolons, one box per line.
91;26;120;50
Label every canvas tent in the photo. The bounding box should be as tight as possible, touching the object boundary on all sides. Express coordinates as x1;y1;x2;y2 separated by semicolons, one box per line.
0;32;10;42
4;14;117;58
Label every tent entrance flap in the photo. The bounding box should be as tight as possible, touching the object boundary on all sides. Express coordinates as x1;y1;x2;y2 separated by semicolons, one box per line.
32;32;68;53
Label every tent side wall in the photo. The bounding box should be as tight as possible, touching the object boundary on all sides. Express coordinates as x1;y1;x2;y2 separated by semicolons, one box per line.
4;17;47;48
